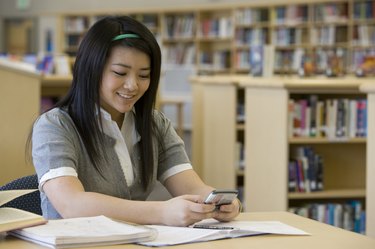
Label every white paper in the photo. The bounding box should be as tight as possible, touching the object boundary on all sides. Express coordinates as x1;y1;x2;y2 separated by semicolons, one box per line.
194;219;310;235
140;219;309;247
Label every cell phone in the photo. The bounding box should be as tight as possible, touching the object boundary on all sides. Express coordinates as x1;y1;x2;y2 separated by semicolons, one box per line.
204;189;238;206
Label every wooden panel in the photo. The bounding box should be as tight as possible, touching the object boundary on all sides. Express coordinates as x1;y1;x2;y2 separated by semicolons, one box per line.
366;91;375;238
244;86;288;211
202;84;236;189
0;66;40;185
289;189;366;199
191;83;204;178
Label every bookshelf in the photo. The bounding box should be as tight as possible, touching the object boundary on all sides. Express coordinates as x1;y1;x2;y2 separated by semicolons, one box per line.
191;75;374;237
60;12;162;57
197;9;234;74
242;77;371;234
161;11;197;66
234;6;270;73
54;1;372;77
62;15;92;56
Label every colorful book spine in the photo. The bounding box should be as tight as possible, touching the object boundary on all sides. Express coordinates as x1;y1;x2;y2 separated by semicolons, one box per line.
289;201;366;234
288;96;367;139
288;146;323;193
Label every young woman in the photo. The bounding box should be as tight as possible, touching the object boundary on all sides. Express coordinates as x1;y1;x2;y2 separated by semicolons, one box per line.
30;16;240;226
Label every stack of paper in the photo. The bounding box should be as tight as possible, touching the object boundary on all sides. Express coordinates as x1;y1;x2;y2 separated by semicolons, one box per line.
10;216;156;249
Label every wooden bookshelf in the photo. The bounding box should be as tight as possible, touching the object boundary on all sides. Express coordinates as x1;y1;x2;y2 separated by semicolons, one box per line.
359;81;375;238
239;77;370;233
161;11;197;66
55;1;373;77
288;189;366;199
289;137;366;144
191;75;375;237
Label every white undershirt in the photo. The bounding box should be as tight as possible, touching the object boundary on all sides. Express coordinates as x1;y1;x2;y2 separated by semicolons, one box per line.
101;109;136;186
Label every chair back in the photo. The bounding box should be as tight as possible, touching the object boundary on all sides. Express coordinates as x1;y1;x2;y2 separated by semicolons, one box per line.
0;174;42;215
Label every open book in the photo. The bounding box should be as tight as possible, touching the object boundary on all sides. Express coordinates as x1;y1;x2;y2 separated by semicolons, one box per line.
9;215;157;249
140;218;309;247
0;189;47;233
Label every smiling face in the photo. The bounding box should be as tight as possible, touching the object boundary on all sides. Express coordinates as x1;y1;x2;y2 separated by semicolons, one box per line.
100;45;151;123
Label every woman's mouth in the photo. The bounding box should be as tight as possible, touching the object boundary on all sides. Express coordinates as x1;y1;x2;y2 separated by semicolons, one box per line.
117;92;134;99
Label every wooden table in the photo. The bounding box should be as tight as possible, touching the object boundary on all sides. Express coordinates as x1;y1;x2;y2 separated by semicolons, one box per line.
1;212;375;249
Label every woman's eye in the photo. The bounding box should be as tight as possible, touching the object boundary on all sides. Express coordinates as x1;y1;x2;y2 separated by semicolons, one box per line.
113;71;126;76
139;75;150;79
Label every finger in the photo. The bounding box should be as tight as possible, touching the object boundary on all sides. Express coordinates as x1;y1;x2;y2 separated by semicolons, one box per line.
189;210;215;223
179;194;204;204
218;203;235;213
190;202;216;213
178;195;215;213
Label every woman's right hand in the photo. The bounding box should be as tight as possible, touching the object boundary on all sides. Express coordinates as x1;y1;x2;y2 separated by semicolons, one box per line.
160;195;216;226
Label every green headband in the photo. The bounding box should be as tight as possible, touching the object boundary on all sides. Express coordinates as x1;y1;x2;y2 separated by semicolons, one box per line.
112;33;140;41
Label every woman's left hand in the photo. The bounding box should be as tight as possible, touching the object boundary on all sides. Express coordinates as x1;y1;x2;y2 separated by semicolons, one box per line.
212;198;242;222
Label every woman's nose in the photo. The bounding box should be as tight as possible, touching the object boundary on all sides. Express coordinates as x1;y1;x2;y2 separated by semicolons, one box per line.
123;75;138;91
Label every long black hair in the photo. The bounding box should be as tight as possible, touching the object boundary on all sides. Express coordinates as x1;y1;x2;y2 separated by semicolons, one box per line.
36;16;161;189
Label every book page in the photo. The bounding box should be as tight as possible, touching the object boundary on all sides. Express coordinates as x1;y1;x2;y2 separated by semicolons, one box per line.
0;208;46;233
0;189;37;206
0;208;41;223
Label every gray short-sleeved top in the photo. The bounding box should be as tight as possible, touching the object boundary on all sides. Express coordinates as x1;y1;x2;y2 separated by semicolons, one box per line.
32;108;191;219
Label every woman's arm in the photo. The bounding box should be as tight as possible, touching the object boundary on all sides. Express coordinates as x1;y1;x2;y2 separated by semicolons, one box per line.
42;175;215;226
164;169;214;198
164;169;241;222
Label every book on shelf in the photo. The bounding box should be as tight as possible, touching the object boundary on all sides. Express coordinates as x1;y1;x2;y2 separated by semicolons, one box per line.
289;200;365;234
0;189;47;234
356;99;367;137
289;146;323;193
54;54;71;75
64;16;89;33
250;45;263;76
235;7;269;25
353;1;375;20
235;141;245;171
288;96;367;139
314;2;348;23
164;14;195;38
10;215;156;249
200;17;232;38
140;218;309;247
250;45;274;77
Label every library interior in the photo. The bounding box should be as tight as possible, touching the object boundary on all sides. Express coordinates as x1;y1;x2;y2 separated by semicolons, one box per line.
1;0;375;248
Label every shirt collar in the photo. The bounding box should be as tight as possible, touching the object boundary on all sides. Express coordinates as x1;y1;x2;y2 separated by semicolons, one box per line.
97;107;141;145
